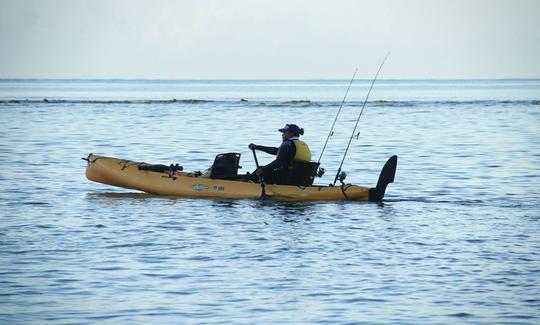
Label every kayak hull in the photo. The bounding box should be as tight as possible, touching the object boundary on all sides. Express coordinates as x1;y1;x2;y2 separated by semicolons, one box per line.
85;154;395;201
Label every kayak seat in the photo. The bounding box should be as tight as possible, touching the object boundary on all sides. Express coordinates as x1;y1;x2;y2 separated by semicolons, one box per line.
210;153;243;180
286;161;320;186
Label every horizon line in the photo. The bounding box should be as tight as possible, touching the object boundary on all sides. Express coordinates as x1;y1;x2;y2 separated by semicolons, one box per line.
1;77;539;81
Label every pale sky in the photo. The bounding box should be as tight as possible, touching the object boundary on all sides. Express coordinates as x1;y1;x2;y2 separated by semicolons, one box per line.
1;0;539;79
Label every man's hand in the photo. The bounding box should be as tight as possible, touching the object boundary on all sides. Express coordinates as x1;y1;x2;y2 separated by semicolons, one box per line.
248;143;257;150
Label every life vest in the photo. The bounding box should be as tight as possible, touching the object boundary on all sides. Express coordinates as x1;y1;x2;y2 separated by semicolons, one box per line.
292;139;311;162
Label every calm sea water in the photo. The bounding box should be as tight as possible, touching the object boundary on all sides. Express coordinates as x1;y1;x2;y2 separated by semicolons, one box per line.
0;79;539;324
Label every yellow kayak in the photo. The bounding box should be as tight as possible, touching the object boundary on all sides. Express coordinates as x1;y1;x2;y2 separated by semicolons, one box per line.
84;154;397;202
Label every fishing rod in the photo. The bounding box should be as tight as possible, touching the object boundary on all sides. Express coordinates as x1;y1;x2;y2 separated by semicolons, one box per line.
317;68;358;164
333;53;390;186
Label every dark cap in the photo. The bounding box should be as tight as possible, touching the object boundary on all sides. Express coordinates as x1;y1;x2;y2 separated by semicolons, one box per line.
278;124;302;135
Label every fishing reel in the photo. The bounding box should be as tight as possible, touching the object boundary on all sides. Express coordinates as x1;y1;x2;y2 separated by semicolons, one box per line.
169;163;183;172
168;163;183;177
316;167;325;178
329;170;347;187
337;171;347;184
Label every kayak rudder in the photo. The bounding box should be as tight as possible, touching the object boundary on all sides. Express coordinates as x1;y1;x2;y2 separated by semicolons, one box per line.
369;155;398;202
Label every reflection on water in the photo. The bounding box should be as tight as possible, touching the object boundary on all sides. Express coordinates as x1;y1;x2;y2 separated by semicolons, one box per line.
251;200;314;217
87;192;161;199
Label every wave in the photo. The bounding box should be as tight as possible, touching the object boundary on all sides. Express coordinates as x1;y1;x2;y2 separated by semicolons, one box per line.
0;98;215;104
361;99;540;108
1;98;538;107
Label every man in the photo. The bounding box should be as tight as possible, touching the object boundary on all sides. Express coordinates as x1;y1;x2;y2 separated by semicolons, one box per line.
248;123;311;184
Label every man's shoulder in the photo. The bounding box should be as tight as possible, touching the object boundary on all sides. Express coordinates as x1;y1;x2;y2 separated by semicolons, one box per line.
281;140;294;147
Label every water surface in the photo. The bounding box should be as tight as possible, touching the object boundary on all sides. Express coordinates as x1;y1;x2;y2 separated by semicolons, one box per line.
0;79;539;324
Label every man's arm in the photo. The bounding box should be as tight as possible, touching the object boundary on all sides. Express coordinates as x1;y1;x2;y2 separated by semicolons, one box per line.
263;141;295;173
251;144;278;155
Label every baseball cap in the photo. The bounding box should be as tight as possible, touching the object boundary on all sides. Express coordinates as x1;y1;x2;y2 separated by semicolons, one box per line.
278;124;301;135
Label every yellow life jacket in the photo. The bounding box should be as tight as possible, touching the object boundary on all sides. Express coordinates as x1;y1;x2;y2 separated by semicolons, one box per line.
292;139;311;162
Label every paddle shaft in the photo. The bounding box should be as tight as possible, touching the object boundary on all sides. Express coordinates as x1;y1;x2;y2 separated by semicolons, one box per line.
252;148;260;168
251;149;266;197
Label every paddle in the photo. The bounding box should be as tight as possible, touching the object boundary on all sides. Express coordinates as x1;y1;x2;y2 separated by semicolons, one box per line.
251;149;267;198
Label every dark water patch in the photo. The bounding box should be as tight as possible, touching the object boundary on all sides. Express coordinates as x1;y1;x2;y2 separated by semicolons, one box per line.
465;239;486;244
404;241;431;246
85;314;126;321
104;242;159;249
90;266;126;271
54;278;80;284
141;272;167;277
342;297;387;303
164;273;190;279
499;314;537;319
447;312;474;318
34;224;55;229
281;99;319;106
4;249;42;255
87;192;159;199
184;255;213;261
388;196;538;210
156;223;186;230
137;255;171;264
248;254;274;261
385;197;485;206
303;292;333;297
22;201;50;206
